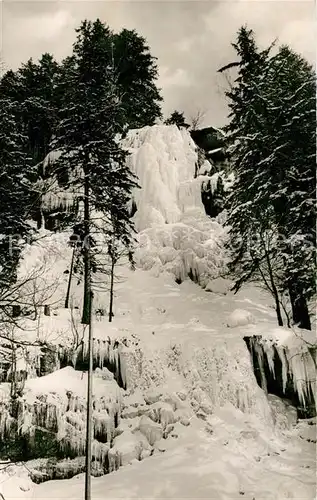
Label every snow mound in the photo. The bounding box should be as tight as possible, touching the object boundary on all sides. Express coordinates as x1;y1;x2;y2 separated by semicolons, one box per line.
227;309;256;328
205;277;233;295
123;125;228;285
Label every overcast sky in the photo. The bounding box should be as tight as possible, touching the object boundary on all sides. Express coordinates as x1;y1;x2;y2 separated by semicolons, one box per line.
0;0;315;127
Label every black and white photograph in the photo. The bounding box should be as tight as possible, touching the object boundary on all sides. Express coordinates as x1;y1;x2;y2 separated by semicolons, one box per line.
0;1;315;498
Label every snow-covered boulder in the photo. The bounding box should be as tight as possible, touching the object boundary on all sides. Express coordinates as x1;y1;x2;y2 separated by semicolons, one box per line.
139;415;163;446
147;401;176;427
121;406;139;419
108;430;142;471
227;309;256;328
144;388;163;405
268;395;297;430
205;277;233;295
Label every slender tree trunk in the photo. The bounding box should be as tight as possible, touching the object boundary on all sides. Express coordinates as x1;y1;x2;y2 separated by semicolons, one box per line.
262;240;284;327
272;289;283;327
108;258;115;323
44;305;50;316
65;247;76;309
12;305;21;318
10;342;16;400
82;170;91;325
85;290;93;500
288;283;311;330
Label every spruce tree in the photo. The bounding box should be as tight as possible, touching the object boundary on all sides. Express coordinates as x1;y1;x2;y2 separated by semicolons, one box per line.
165;110;190;128
0;98;34;289
113;28;162;130
256;46;316;329
0;54;60;228
223;27;316;329
222;27;284;325
53;19;138;324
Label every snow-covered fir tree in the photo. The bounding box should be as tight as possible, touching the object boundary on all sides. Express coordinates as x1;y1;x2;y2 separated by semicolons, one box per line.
52;19;138;324
113;28;163;130
223;27;316;330
0;54;60;228
0;98;35;292
165;110;190;129
258;46;316;330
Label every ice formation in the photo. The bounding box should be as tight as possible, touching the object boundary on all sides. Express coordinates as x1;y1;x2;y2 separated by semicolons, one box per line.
0;367;122;467
41;150;83;214
246;329;316;409
123;125;199;230
33;125;228;286
123;125;228;285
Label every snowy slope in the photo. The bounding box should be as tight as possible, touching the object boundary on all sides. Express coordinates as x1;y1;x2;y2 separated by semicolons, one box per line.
30;414;317;500
1;268;316;499
1;263;316;499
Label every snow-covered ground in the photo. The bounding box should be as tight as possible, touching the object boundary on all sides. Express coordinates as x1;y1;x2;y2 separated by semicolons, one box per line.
0;125;316;499
1;267;316;500
4;408;315;500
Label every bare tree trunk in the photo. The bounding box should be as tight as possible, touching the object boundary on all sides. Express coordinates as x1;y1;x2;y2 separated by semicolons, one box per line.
44;305;50;316
10;342;16;400
85;290;93;500
288;283;311;330
65;247;76;309
108;258;115;323
261;235;284;327
12;305;21;318
82;171;91;325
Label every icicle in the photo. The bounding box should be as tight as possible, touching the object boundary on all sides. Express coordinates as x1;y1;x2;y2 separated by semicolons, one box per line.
287;347;316;408
262;340;275;377
18;406;34;436
92;440;109;465
276;345;288;393
254;341;268;394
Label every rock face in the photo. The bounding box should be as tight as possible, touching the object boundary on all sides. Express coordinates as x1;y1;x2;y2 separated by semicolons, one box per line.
268;394;297;430
244;335;316;418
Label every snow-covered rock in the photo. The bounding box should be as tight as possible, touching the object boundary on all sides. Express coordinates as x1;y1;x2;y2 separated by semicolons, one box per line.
144;388;163;405
139;415;163;446
108;430;142;471
227;309;256;328
205;277;233;295
268;395;297;430
147;401;176;427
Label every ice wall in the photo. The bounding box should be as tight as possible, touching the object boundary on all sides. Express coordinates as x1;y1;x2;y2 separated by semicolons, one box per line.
123;126;228;285
0;367;121;466
124;125;200;230
244;332;316;417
